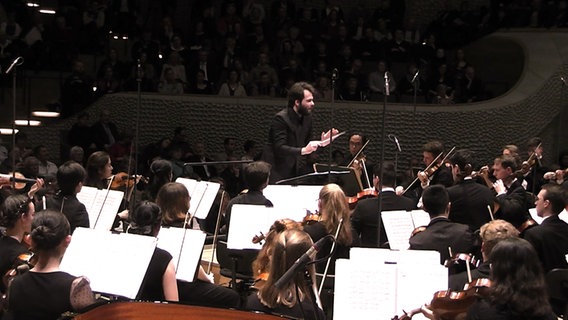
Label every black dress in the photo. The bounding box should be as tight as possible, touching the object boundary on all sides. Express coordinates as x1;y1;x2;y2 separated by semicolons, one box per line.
138;247;173;301
245;292;326;320
0;236;28;293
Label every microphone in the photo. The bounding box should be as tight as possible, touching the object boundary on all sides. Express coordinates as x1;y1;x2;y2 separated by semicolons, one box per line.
332;68;339;81
411;70;420;84
5;56;23;74
561;76;567;86
274;236;330;289
388;134;401;152
384;72;390;96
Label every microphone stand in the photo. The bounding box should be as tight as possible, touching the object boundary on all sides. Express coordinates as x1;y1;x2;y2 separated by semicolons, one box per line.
131;59;142;207
304;268;323;320
328;69;338;183
377;73;389;248
7;58;22;181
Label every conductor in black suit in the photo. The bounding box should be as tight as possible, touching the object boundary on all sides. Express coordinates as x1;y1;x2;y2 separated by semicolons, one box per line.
409;185;476;264
351;161;416;248
265;82;336;183
523;183;568;273
447;149;494;232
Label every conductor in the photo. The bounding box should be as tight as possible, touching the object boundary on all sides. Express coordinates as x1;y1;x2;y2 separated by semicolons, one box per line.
265;82;337;183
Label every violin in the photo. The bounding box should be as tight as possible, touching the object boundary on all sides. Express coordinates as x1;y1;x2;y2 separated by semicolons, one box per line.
444;253;480;275
346;189;379;209
0;172;37;190
392;278;492;320
110;172;147;190
516;143;542;176
252;232;265;245
302;210;321;226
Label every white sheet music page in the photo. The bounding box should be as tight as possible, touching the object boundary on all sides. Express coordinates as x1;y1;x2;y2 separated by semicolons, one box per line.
263;185;321;214
334;257;398;320
76;186;99;225
157;227;206;282
60;228;156;299
410;210;431;229
193;181;220;220
175;177;198;196
381;210;414;250
91;189;124;231
227;205;306;250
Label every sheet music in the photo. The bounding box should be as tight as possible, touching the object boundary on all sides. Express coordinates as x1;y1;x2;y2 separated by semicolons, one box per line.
60;228;156;299
336;248;446;320
264;185;322;213
175;178;221;220
227;204;306;250
76;186;124;231
410;210;431;228
157;227;207;282
381;211;415;250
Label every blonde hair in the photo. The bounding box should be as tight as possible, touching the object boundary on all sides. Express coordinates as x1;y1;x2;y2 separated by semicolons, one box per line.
318;184;352;246
480;219;519;257
258;230;315;308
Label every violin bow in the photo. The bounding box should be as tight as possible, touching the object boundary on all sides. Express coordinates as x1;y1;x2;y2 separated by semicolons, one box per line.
401;147;453;195
347;139;371;167
318;217;343;296
207;190;226;275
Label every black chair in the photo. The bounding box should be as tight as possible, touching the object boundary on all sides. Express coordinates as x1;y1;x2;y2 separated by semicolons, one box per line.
546;268;568;319
215;240;258;295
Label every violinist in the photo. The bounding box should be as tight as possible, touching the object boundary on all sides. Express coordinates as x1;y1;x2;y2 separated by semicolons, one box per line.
5;210;96;320
340;133;373;190
523;137;547;195
303;183;359;319
409;185;476;265
0;195;36;295
45;161;89;234
448;219;519;291
418;141;454;189
351;161;416;248
84;151;113;189
523;184;568;273
491;154;532;230
223;161;273;234
155;182;241;309
446;149;494;232
142;159;173;202
244;229;326;320
420;238;556;320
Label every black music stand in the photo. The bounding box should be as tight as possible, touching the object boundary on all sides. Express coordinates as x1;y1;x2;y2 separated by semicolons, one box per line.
313;164;362;197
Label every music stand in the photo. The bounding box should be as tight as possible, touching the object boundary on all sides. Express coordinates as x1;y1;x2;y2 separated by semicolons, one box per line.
313;164;362;197
274;170;351;186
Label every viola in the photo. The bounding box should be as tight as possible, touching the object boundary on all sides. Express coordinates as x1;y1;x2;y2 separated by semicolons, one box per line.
0;172;37;190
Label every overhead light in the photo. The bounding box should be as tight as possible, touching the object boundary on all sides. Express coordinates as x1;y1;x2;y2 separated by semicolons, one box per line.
31;111;60;118
0;128;19;135
39;9;56;14
15;119;41;126
27;2;39;7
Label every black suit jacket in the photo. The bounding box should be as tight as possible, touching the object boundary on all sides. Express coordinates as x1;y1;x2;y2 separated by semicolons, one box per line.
409;216;476;264
447;179;494;232
351;191;416;247
265;107;312;183
45;194;89;234
430;164;454;187
494;179;531;228
186;155;218;181
90;121;119;151
523;214;568;273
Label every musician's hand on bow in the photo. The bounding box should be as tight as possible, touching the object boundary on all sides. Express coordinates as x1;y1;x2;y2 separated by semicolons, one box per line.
27;178;45;198
493;179;506;195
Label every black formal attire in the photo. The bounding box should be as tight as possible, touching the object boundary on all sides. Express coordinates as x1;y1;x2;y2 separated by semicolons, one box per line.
46;193;90;234
0;236;28;293
90;121;119;151
178;279;240;309
224;190;273;233
67;123;93;154
265;107;312;183
245;292;326;320
447;178;494;232
351;189;416;248
523;215;568;273
429;164;454;187
449;262;490;291
7;271;83;320
466;298;557;320
409;216;476;265
494;179;531;229
138;247;173;301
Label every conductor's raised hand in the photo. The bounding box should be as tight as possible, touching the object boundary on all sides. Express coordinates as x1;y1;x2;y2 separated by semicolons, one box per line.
302;141;320;155
321;128;339;141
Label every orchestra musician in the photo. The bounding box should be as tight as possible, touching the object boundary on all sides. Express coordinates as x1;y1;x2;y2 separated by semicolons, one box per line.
420;238;556;320
141;159;173;202
45;161;90;234
340;133;373;190
5;210;96;319
446;149;494;232
523;183;568;273
491;154;532;230
264;81;338;183
351;161;416;248
244;229;326;320
409;185;476;265
523;137;546;195
418;140;454;189
85;151;113;190
448;219;519;291
155;182;241;309
303;183;359;319
127;201;178;302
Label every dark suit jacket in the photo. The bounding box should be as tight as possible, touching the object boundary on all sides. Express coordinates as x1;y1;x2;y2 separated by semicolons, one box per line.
90;121;119;151
409;216;476;264
494;180;531;228
523;214;568;273
186;155;218;181
45;194;89;233
351;191;416;247
430;164;454;187
448;179;494;232
265;107;312;183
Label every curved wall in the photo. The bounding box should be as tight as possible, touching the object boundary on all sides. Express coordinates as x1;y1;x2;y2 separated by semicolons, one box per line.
27;32;568;171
